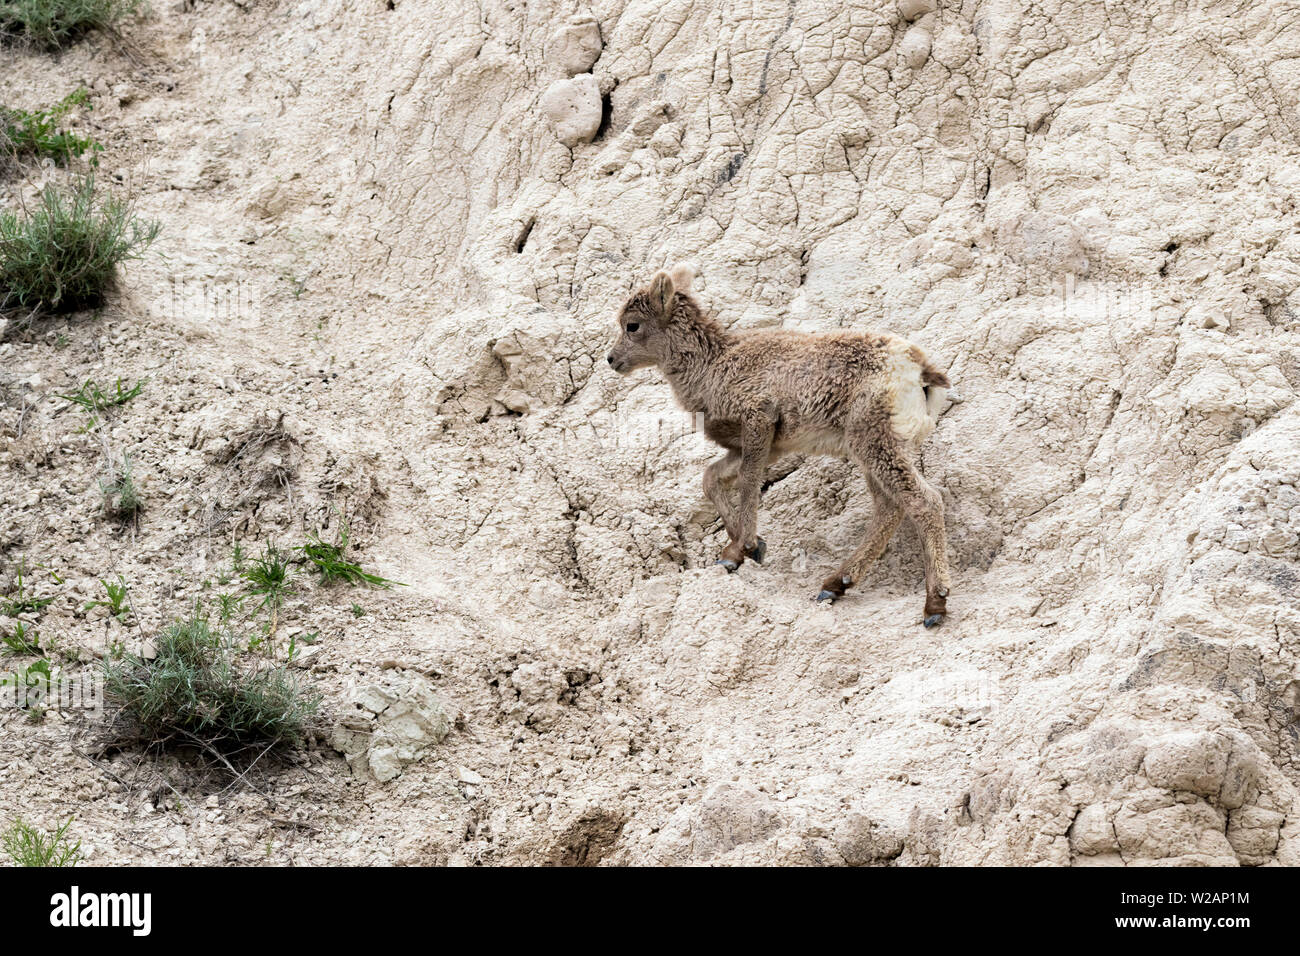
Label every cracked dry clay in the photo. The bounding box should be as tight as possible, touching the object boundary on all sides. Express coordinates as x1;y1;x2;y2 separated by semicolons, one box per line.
0;0;1298;865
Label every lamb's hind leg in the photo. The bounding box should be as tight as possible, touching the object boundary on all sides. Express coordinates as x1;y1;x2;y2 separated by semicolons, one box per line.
816;476;904;602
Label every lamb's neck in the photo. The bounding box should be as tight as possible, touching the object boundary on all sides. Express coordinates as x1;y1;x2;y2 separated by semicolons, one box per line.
662;315;733;414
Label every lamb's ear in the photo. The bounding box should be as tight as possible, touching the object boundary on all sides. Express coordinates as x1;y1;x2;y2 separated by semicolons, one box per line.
668;262;695;292
648;270;676;317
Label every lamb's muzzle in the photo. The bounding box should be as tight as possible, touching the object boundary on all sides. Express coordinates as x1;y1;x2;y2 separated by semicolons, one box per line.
608;264;955;627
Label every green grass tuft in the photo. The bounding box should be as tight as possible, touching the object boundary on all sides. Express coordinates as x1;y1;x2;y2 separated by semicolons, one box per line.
1;558;54;617
0;175;158;314
242;543;294;614
0;0;140;50
57;376;143;412
99;451;141;518
298;522;402;588
2;816;82;866
215;591;244;625
1;619;41;654
84;574;130;622
1;88;99;170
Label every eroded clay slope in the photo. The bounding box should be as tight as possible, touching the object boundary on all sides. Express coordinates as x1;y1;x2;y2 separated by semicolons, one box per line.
1;0;1298;864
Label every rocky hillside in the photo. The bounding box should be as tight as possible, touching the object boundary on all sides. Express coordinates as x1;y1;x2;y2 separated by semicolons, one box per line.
1;0;1298;864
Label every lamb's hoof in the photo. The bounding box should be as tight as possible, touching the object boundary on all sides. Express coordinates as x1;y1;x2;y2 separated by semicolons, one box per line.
816;574;850;604
746;538;767;565
923;613;944;629
715;559;739;573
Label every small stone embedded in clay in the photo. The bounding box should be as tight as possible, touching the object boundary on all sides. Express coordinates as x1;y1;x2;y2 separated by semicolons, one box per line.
541;73;603;147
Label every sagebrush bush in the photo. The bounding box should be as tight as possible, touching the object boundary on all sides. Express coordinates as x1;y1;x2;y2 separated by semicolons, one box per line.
0;0;139;50
2;817;82;866
0;176;158;313
103;617;320;750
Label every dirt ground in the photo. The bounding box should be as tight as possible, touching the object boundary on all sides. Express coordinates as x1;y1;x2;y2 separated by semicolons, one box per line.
1;0;1299;865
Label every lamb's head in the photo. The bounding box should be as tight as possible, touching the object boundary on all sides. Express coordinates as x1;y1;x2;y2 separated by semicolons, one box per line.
606;264;695;374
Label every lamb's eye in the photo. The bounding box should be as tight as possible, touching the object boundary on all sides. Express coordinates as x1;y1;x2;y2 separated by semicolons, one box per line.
625;323;640;333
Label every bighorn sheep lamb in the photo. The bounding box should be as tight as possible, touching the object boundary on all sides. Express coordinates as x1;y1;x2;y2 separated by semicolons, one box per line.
607;264;954;627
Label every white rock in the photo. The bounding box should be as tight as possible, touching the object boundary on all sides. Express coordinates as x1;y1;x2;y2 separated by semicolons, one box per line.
1142;731;1232;800
899;24;931;69
246;180;290;219
331;675;451;783
289;644;322;667
835;812;905;865
1069;804;1118;856
898;0;937;20
540;74;603;147
548;17;602;76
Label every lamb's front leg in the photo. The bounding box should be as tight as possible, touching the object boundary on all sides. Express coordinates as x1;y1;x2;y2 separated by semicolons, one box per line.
716;414;775;572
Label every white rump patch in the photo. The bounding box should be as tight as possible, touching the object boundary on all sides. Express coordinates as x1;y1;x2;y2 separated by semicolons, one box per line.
884;341;937;443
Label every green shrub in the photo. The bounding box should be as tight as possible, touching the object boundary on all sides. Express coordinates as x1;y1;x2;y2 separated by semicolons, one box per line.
2;816;82;866
57;376;143;412
99;451;142;518
242;543;294;613
1;557;54;616
84;574;130;621
0;175;159;314
103;616;320;750
1;88;99;169
0;0;140;50
1;619;40;654
298;522;402;588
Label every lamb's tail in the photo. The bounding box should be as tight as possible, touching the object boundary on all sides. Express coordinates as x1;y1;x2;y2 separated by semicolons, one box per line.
921;361;950;422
